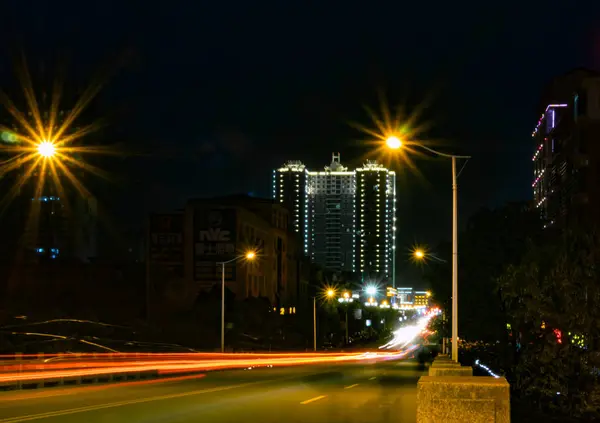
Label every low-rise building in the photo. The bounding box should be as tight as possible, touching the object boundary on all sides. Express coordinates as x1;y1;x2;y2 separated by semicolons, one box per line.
164;195;304;312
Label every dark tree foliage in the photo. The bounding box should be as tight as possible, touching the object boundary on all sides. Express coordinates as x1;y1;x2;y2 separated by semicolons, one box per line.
498;229;600;419
426;202;542;343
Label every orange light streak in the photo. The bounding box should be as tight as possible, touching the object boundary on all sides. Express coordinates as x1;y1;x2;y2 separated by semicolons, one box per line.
0;352;408;384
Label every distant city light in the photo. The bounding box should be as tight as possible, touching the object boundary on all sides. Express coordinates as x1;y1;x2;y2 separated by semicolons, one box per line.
365;286;377;296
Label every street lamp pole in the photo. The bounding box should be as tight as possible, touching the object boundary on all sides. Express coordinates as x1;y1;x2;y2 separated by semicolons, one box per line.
451;156;459;362
345;309;349;345
420;148;469;362
388;138;469;362
313;296;317;352
221;261;226;353
217;252;255;353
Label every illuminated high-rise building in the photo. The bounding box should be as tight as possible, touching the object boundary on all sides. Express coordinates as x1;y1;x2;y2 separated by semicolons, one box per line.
355;160;396;281
273;161;309;253
307;154;356;273
273;154;396;283
532;68;600;229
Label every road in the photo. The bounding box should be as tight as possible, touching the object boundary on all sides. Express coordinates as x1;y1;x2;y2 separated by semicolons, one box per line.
0;358;424;423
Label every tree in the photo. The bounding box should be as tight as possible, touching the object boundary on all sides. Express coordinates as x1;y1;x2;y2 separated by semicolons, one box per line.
426;202;543;344
497;229;600;418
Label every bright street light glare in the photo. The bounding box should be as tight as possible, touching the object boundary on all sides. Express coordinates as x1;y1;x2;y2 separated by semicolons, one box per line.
37;141;56;158
385;136;402;150
365;286;377;296
327;289;335;298
245;251;256;260
414;249;425;259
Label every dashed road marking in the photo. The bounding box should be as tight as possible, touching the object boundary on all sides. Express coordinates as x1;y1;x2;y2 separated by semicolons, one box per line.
300;395;327;405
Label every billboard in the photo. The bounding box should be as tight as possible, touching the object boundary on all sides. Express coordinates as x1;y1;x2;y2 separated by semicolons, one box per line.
194;208;237;281
149;214;183;263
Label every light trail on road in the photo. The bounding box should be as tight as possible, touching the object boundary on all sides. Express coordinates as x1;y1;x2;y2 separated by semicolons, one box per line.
379;315;433;350
0;351;409;385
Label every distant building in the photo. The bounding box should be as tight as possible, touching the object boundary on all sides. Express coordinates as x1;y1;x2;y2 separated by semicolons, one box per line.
532;68;600;229
172;195;305;310
273;154;397;285
397;287;414;308
413;291;430;308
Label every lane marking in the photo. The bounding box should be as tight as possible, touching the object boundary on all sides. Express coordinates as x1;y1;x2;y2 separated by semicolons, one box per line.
0;367;345;422
0;379;275;423
369;377;377;380
300;395;326;405
344;383;359;389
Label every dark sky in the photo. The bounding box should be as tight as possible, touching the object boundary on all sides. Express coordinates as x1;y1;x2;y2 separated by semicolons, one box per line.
2;1;599;265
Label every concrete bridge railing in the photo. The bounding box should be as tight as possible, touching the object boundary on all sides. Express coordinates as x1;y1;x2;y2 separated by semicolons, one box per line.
416;354;510;423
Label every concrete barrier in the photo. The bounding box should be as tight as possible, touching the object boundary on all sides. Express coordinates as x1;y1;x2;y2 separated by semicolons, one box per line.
428;366;473;377
434;354;452;361
431;360;461;368
417;376;510;423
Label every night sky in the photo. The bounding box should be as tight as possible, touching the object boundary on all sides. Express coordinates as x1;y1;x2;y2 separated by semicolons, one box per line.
2;1;599;269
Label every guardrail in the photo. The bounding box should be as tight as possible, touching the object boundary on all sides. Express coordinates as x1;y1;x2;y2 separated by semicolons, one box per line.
0;352;205;391
0;369;159;391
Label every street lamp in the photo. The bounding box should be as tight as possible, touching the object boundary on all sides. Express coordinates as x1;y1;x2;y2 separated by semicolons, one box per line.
412;247;447;264
365;285;377;296
37;141;56;158
217;250;256;353
386;135;402;149
386;135;470;362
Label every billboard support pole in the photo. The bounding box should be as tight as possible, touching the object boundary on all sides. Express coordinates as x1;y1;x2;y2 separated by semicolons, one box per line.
145;217;151;322
221;262;225;353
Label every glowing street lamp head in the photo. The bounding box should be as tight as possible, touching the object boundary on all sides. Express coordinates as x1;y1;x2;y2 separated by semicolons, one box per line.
385;135;402;150
326;289;335;298
365;285;377;296
414;249;425;259
245;251;256;260
343;291;350;299
37;141;56;158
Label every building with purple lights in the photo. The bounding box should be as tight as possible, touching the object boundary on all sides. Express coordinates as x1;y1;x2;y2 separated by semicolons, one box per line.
532;68;600;229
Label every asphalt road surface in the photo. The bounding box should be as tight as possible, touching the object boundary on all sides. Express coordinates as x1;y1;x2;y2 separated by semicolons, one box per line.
0;359;425;423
